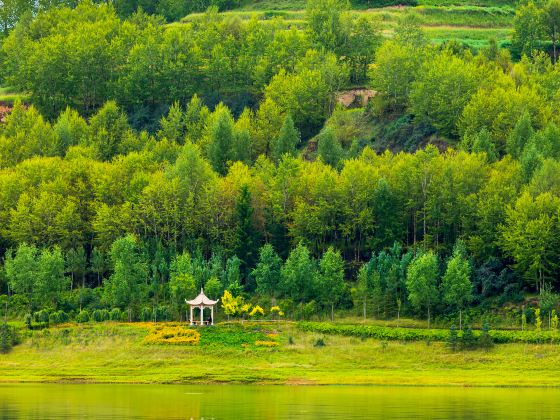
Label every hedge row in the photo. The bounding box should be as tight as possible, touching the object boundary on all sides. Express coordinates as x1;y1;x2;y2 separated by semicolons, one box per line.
297;322;560;344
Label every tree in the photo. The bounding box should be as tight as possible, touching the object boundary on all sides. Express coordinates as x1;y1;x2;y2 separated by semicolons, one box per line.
234;185;261;286
104;235;148;320
280;242;316;301
507;112;534;159
409;52;485;137
37;246;67;307
406;251;439;328
90;247;106;287
317;127;343;168
253;244;282;299
441;240;473;329
4;244;38;309
512;2;546;57
204;276;222;300
501;192;560;292
169;252;196;320
316;247;345;321
158;102;184;143
271;114;300;163
89;101;130;161
65;247;86;291
470;128;497;162
306;0;349;52
207;105;234;175
544;0;560;63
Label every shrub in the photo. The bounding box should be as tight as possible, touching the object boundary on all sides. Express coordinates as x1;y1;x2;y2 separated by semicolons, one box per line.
109;308;121;321
249;305;265;318
314;337;326;347
24;313;32;329
0;323;19;353
155;305;171;322
76;310;90;323
33;310;50;324
255;340;279;347
49;310;69;325
479;322;494;349
447;325;459;351
298;321;559;344
92;309;109;322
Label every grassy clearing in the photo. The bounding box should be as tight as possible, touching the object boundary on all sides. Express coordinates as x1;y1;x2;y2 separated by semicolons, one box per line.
0;86;29;105
1;321;560;386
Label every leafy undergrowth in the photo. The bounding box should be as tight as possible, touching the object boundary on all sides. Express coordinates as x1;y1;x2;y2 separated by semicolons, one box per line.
298;322;560;344
199;323;280;348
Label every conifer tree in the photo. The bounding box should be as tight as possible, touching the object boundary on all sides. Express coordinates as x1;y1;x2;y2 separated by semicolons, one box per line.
271;114;300;163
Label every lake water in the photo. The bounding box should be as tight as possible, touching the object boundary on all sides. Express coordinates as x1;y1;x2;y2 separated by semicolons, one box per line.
0;384;559;419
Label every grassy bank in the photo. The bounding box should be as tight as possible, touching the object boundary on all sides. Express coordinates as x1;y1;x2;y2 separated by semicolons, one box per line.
1;322;560;387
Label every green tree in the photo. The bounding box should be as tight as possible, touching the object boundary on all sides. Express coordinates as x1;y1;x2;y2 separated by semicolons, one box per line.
89;101;130;161
4;244;38;309
441;240;473;329
208;105;234;175
37;246;67;307
90;247;106;287
316;247;345;321
234;185;261;286
280;242;316;302
406;251;439;328
544;0;560;63
253;244;282;299
158;102;184;143
317;127;343;168
507;112;534;159
306;0;349;52
271;114;300;163
104;235;148;321
512;2;546;57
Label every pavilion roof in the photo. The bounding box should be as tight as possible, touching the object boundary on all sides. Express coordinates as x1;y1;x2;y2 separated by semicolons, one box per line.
185;289;218;306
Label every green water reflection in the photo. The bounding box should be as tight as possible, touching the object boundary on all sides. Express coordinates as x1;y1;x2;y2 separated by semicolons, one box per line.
0;384;558;419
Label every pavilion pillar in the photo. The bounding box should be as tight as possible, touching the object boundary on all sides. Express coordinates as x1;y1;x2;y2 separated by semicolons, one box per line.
200;305;204;325
190;306;193;325
211;306;214;325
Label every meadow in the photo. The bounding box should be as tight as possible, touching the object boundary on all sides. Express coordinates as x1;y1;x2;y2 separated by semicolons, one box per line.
2;321;560;387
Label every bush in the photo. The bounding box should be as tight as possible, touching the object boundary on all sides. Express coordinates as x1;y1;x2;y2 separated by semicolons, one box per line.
314;337;326;347
0;323;19;353
33;310;50;324
92;309;109;322
298;321;559;344
447;324;459;351
24;313;32;329
109;308;122;321
49;310;69;325
76;310;90;323
155;305;171;322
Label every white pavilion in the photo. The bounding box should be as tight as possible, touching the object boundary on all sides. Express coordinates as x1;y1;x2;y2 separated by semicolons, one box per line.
185;289;218;326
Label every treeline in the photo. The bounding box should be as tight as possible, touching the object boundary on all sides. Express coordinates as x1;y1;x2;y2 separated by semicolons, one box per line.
1;1;378;130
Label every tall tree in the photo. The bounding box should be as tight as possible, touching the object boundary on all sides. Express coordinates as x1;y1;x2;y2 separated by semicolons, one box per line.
406;251;439;328
441;240;473;329
234;185;261;287
253;244;282;299
208;105;234;175
317;127;343;168
271;114;300;163
104;235;148;320
316;247;345;320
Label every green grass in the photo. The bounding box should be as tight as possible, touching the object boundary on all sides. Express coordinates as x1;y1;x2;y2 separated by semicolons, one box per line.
2;321;560;386
0;86;29;105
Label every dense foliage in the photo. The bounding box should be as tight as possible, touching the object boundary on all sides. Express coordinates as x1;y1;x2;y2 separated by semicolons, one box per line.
1;0;560;327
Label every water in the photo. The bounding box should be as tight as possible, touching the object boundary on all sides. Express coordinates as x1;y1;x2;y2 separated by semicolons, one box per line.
0;384;559;419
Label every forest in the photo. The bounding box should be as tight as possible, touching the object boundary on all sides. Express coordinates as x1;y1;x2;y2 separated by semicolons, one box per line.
1;0;560;327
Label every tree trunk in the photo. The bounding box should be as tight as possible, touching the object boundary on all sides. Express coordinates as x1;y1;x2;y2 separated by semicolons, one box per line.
331;303;334;322
459;309;462;331
427;306;431;329
363;299;366;321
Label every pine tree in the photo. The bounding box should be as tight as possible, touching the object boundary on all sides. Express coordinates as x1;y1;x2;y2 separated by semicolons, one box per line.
158;101;184;143
471;128;497;162
317;127;343;168
208;106;234;175
271;114;300;163
234;185;261;288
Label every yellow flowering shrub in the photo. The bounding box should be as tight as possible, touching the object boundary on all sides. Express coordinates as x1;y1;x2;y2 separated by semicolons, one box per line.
144;325;200;345
255;340;279;347
249;305;265;317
